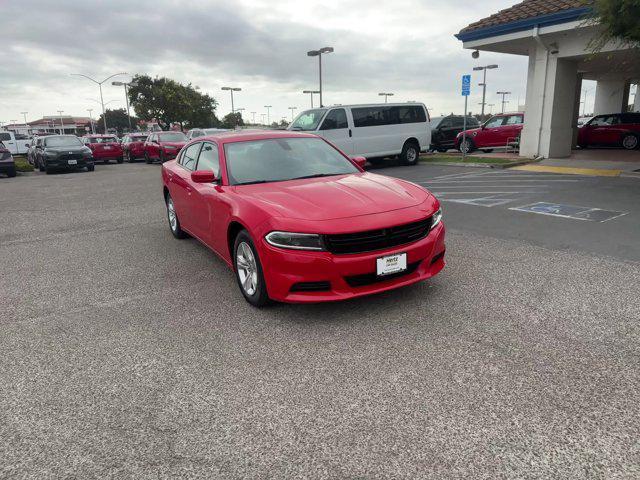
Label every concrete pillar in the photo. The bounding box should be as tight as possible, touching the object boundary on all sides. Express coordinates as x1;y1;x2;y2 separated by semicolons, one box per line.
593;79;626;115
520;44;578;158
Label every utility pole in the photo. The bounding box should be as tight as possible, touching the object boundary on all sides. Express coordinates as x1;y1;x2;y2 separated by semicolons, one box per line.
112;80;138;131
496;91;511;113
87;109;95;134
472;65;498;117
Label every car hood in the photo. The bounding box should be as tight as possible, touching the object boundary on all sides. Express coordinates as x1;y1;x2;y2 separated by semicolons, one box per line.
45;146;90;154
234;172;431;221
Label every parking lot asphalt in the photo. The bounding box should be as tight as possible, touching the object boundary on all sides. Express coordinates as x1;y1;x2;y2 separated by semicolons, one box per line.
1;164;639;479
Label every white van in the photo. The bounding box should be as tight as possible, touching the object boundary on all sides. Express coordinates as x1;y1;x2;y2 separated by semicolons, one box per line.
288;103;430;165
0;130;30;155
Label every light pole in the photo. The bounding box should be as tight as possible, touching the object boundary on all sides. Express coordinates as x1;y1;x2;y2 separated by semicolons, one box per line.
288;106;298;121
260;113;266;124
112;80;138;131
87;109;95;134
250;112;256;124
473;64;498;117
264;105;272;125
378;92;394;103
302;90;320;108
221;86;241;113
71;72;127;134
496;91;511;113
487;103;495;114
307;46;334;107
57;110;65;134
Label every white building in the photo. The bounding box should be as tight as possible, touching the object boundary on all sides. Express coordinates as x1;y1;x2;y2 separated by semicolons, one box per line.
457;0;640;158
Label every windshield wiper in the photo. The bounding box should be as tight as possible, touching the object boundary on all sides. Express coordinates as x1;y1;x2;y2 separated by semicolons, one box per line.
290;126;303;131
289;173;340;180
235;180;268;185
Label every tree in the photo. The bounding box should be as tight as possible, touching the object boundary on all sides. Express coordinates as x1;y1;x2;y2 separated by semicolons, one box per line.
95;108;137;134
221;112;244;129
589;0;640;50
128;74;219;130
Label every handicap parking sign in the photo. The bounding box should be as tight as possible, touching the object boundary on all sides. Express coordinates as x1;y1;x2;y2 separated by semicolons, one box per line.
461;74;471;96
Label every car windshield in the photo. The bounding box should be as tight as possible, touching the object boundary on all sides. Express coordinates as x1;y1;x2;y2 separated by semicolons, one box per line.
225;137;359;186
159;132;187;142
289;109;326;131
45;136;83;147
87;136;117;143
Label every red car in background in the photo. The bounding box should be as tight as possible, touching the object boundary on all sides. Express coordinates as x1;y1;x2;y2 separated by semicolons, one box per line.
144;131;187;163
577;112;640;150
161;130;445;307
82;134;124;164
455;112;524;153
122;133;148;162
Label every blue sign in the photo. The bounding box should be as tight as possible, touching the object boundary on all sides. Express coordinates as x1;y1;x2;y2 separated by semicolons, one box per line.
461;74;471;96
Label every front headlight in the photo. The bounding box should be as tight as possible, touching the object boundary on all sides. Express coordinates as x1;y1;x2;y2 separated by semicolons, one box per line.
265;231;325;251
430;209;442;229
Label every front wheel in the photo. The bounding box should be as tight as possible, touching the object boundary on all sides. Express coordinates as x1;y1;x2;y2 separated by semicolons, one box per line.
166;194;188;239
87;164;95;172
37;158;45;172
145;152;152;164
621;134;639;150
159;151;166;164
234;230;270;307
400;141;420;165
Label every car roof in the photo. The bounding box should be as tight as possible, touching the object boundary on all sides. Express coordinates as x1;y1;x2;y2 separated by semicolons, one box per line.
196;129;317;144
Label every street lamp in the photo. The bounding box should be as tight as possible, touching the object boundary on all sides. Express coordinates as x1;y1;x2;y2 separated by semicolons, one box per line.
221;86;241;113
71;72;127;133
378;92;394;103
307;46;334;107
288;106;298;121
250;111;256;124
496;91;511;113
487;103;495;114
260;113;266;124
472;64;498;117
112;80;138;131
264;105;272;125
302;90;320;108
87;109;95;134
57;110;65;134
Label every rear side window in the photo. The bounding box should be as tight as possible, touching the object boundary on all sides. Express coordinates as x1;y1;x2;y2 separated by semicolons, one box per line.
0;133;11;141
451;117;465;128
320;109;348;130
620;113;640;124
467;117;480;127
505;115;523;125
591;115;619;126
352;105;426;127
180;142;201;170
195;142;219;176
397;106;426;124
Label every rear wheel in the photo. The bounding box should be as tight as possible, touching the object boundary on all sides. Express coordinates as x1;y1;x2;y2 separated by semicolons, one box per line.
400;140;420;165
145;152;152;164
234;230;270;307
621;133;639;150
87;164;95;172
459;138;475;154
7;166;16;178
45;162;54;175
166;194;187;239
159;151;166;163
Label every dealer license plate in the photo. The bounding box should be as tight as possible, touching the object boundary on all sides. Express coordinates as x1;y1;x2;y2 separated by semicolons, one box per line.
68;159;78;165
376;253;407;276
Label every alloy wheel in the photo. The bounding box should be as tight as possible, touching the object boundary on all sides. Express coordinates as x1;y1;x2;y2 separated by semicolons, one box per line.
167;198;177;232
622;135;638;150
236;242;258;296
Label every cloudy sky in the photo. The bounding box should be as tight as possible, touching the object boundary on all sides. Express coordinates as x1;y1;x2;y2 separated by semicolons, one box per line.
1;0;538;125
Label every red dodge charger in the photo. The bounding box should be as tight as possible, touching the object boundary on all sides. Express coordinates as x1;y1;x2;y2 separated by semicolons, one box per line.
162;130;445;306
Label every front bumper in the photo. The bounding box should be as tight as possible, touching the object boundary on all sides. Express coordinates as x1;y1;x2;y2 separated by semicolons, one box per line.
45;157;93;169
0;162;16;173
258;223;446;303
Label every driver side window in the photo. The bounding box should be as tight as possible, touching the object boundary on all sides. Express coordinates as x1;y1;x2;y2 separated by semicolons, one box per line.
320;109;348;130
180;142;201;171
195;142;220;177
485;116;505;128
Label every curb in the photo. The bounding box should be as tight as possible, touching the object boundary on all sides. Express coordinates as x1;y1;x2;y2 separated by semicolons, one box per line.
418;158;539;169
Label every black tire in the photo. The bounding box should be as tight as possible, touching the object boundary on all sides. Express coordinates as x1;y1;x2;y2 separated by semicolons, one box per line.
400;140;420;165
621;133;639;150
45;163;54;175
7;167;17;178
159;151;166;164
117;156;124;164
37;158;45;172
233;230;270;307
126;151;134;163
481;149;494;153
166;194;187;239
87;164;95;172
458;137;475;154
145;152;152;164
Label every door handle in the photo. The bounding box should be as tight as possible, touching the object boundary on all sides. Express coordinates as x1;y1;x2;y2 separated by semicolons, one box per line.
349;129;352;138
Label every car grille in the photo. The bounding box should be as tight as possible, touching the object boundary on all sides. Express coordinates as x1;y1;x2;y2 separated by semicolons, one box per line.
59;153;83;161
290;281;331;292
323;216;433;254
344;261;421;288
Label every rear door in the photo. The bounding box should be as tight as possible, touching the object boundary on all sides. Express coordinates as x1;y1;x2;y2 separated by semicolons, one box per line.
501;114;524;145
317;108;353;155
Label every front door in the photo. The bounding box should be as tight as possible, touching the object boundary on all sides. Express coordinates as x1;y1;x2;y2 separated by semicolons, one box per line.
170;142;201;231
478;115;506;147
317;108;353;155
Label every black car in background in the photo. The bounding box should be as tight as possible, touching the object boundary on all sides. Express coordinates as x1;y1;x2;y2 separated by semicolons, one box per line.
430;115;480;152
34;135;94;174
0;141;16;178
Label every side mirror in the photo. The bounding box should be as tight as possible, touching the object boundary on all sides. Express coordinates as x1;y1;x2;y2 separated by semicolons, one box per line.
191;170;216;183
351;156;367;169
